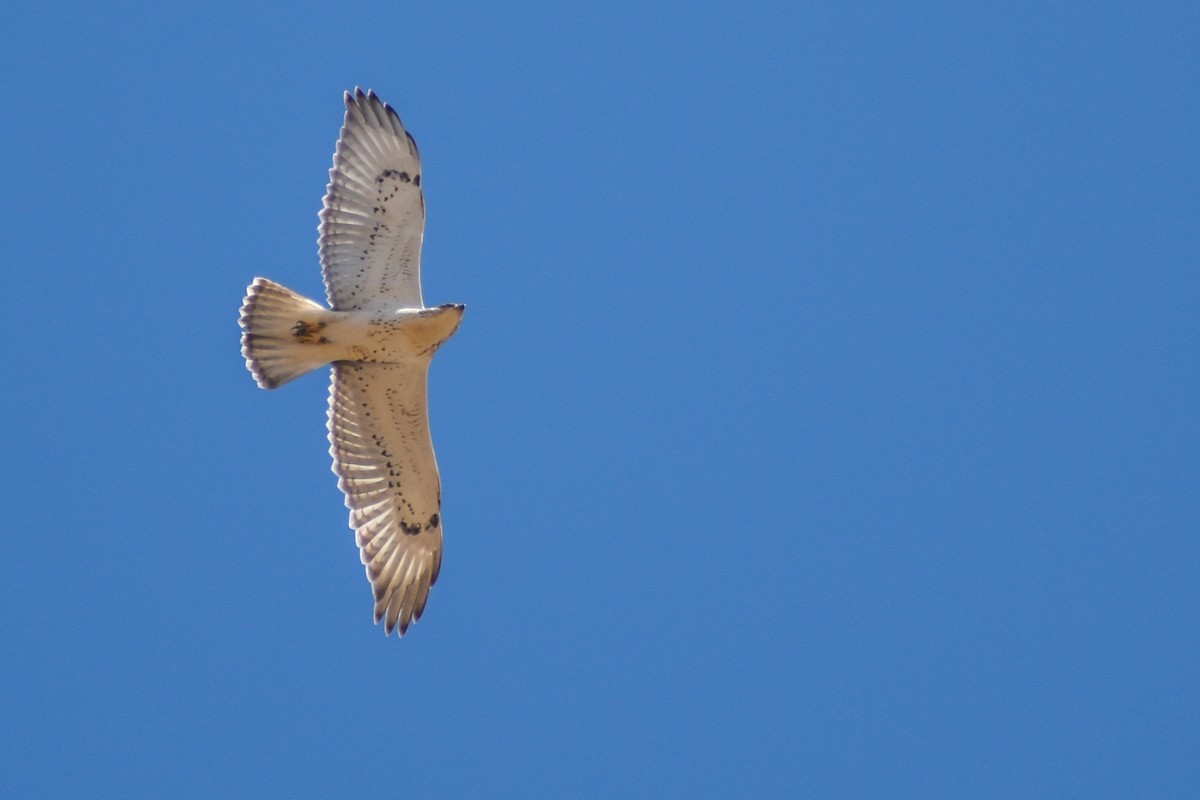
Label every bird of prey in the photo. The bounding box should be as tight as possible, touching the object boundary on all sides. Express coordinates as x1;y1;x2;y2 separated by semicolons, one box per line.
239;89;464;636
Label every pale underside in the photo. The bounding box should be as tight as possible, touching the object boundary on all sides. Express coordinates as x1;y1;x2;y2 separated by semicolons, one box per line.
320;89;443;635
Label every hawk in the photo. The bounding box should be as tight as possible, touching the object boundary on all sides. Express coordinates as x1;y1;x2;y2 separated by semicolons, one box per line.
239;89;464;636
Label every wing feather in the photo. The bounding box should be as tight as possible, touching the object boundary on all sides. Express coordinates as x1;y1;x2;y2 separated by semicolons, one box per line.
319;88;425;311
328;361;443;636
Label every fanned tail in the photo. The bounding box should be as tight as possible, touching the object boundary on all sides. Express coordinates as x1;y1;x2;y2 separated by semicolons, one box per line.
239;278;332;389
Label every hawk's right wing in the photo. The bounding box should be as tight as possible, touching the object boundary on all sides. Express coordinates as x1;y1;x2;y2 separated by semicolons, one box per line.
328;361;443;635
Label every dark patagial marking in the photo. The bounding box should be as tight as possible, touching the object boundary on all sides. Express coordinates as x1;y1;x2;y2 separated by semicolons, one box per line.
379;169;411;184
428;513;440;529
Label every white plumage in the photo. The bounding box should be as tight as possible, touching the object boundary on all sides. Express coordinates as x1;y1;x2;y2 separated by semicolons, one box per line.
239;89;463;636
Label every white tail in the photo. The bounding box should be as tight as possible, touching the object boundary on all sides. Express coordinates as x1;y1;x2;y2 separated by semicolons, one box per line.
239;278;333;389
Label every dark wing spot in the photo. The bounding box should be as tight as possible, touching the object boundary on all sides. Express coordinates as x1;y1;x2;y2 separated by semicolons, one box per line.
428;513;439;529
379;169;411;183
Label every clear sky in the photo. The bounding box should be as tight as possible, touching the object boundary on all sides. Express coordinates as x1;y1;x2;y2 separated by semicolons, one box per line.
2;2;1197;796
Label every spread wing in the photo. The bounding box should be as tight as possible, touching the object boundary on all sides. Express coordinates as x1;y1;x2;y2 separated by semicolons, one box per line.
319;88;425;311
328;362;443;635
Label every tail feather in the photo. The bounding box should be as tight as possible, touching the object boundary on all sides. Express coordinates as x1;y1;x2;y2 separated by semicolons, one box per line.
239;278;332;389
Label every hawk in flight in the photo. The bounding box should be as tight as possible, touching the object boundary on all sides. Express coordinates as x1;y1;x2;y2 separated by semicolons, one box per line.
239;89;464;636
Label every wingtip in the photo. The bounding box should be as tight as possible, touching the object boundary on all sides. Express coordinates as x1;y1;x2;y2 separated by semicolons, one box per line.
380;614;411;638
344;87;407;134
344;87;368;113
374;596;412;638
347;86;378;106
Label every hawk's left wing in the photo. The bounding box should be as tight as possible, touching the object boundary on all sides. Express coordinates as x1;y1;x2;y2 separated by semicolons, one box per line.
328;361;443;635
319;88;425;311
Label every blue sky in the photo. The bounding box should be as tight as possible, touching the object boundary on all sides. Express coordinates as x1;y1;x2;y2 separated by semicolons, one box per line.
2;1;1197;796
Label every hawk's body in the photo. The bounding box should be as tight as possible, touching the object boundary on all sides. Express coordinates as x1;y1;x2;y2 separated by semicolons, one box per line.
240;89;463;636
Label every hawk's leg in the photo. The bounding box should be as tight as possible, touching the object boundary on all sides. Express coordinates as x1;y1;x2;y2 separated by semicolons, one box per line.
292;320;329;344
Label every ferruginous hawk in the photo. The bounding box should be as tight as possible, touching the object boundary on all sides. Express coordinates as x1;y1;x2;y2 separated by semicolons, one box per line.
239;88;464;636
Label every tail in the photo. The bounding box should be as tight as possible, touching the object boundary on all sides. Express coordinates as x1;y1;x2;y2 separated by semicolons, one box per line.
239;278;333;389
